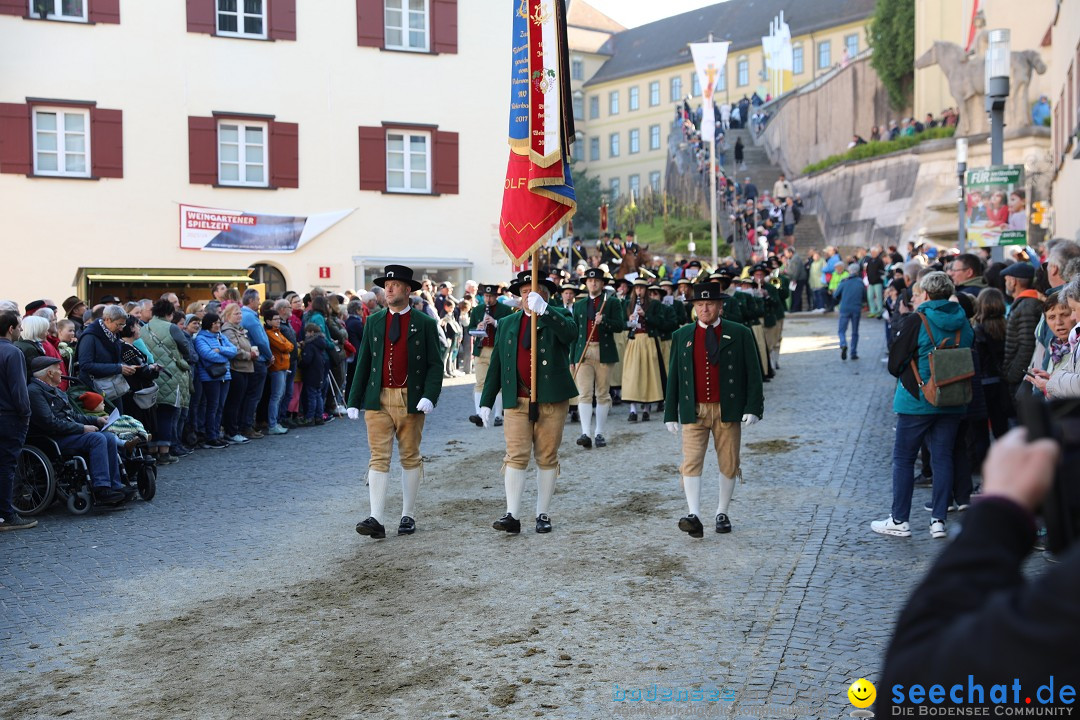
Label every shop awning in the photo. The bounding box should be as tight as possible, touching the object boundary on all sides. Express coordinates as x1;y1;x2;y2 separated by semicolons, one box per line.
74;267;254;286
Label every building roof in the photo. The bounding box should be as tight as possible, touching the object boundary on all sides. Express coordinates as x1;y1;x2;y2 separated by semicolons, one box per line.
584;0;876;87
567;0;626;34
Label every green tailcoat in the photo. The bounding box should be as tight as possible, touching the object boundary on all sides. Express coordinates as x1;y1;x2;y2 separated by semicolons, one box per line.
663;319;764;424
468;301;515;357
571;292;626;363
480;308;579;410
347;308;444;412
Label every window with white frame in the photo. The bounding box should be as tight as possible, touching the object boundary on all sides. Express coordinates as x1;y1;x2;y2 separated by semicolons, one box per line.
691;72;701;97
649;81;660;106
670;75;682;102
845;34;858;59
649;124;661;150
609;91;619;115
792;45;804;74
385;0;429;52
589;136;600;162
649;171;661;192
609;132;620;158
28;0;86;21
629;128;640;154
818;40;831;69
571;57;584;81
629;86;639;111
737;58;749;86
218;120;267;187
573;91;584;121
717;65;727;91
609;177;620;199
217;0;266;38
629;174;640;196
589;95;599;119
385;130;431;193
33;107;90;177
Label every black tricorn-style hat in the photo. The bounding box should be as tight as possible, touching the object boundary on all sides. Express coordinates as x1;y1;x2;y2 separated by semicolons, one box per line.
508;269;560;296
374;264;423;291
581;267;609;282
691;282;723;302
686;260;702;269
479;283;503;296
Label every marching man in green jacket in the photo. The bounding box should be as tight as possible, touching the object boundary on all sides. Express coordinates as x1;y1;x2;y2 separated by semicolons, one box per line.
479;270;579;535
467;283;513;427
665;281;764;538
347;265;444;540
570;268;625;449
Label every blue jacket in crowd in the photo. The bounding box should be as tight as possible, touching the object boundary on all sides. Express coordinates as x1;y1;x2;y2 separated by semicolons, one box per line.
241;306;271;364
888;299;974;416
194;329;238;382
76;319;124;389
832;276;867;315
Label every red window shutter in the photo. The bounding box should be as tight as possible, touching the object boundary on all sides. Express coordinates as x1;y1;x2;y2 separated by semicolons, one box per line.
356;0;383;48
430;0;457;55
0;0;26;16
0;103;31;175
433;130;459;195
90;107;123;178
270;120;299;188
88;0;120;23
186;0;215;34
188;116;218;185
358;126;386;191
268;0;296;40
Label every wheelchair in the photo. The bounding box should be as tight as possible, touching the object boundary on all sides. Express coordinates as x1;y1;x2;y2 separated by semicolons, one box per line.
13;433;157;516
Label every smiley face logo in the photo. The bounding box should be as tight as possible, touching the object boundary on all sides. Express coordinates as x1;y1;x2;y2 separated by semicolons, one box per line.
848;678;876;709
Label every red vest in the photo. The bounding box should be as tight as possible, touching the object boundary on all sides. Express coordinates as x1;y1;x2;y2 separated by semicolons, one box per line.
516;315;533;397
693;322;723;403
382;311;409;388
586;295;602;342
482;305;497;348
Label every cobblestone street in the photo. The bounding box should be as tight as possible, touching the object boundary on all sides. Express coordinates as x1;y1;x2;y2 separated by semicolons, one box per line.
2;313;960;719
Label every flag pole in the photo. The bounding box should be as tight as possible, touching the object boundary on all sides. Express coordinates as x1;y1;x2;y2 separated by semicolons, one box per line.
529;250;539;423
708;33;719;269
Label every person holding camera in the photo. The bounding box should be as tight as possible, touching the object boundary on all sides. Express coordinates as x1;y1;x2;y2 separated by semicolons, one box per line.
878;427;1076;713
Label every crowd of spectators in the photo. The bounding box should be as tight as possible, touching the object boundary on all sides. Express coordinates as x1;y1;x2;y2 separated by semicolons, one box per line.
852;109;959;147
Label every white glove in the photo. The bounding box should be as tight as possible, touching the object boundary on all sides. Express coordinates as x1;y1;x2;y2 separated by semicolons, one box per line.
627;319;640;330
526;291;548;316
741;414;760;426
662;295;674;305
504;295;521;308
346;407;360;420
479;407;492;428
416;398;434;414
666;421;680;434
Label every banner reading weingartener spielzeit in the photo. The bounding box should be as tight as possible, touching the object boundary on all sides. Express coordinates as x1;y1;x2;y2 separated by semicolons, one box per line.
179;204;353;253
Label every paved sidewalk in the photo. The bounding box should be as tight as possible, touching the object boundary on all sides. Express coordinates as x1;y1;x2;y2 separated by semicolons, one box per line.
0;314;970;719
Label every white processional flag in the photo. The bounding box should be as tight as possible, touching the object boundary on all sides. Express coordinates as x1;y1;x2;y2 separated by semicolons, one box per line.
689;41;731;140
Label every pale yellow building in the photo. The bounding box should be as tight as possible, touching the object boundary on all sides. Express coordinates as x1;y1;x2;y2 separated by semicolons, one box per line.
1048;0;1080;242
572;0;874;199
0;0;511;306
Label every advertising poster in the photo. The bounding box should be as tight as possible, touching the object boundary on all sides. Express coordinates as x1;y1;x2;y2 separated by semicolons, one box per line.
180;204;353;253
965;165;1027;248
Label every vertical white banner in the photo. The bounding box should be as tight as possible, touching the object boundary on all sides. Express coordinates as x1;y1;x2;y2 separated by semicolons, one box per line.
689;41;731;140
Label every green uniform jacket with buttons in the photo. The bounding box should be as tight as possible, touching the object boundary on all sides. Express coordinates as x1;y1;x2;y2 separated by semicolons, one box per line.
571;292;626;364
628;298;678;339
663;319;764;424
738;291;763;326
347;308;444;413
480;307;579;410
719;293;744;325
468;301;516;357
762;283;782;327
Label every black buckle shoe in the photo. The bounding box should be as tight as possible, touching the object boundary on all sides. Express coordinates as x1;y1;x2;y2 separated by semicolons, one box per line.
576;434;592;449
355;516;386;539
678;514;704;538
628;412;638;422
535;513;552;533
398;516;416;535
492;512;521;534
715;513;732;534
493;416;503;427
469;414;483;427
594;433;607;448
642;411;651;422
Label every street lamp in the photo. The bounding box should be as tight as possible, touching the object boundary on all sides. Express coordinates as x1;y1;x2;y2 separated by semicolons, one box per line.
956;137;968;253
985;29;1010;261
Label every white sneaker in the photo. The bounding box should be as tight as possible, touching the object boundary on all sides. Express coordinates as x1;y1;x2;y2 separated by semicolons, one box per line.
267;425;288;435
930;519;947;539
871;515;911;537
227;434;249;445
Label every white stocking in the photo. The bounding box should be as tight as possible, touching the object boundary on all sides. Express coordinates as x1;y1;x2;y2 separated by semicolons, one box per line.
504;467;526;518
367;469;389;524
717;473;736;515
594;403;610;435
536;468;558;516
682;476;701;517
579;403;593;438
401;465;422;519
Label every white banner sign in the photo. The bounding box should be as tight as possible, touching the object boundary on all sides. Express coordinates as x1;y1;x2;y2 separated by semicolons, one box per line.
689;41;731;140
179;204;353;253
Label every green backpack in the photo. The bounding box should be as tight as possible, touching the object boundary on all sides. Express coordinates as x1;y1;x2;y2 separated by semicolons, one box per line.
910;313;975;408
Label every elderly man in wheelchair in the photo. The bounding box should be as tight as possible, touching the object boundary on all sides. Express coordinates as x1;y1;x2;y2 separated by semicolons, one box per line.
27;356;134;506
